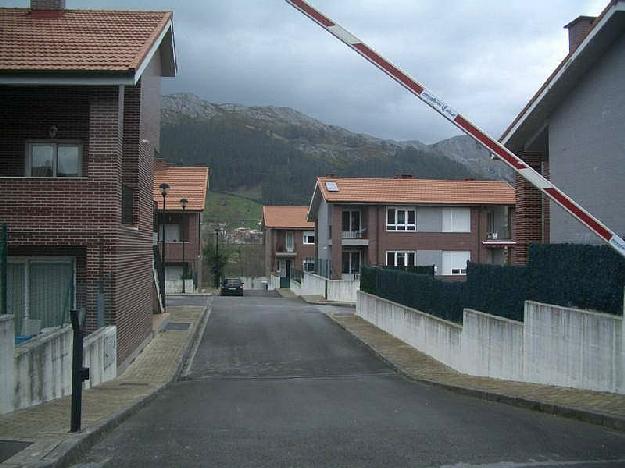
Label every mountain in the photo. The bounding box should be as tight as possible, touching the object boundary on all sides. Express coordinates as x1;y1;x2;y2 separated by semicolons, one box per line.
160;93;511;206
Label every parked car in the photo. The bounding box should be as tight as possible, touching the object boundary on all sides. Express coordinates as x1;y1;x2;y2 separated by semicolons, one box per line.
221;278;244;296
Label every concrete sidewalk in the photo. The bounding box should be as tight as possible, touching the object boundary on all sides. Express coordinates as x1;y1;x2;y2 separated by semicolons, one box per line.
0;301;210;467
328;313;625;431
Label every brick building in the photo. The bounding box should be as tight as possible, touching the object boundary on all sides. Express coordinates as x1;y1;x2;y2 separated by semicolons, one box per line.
501;1;625;263
262;206;316;283
308;177;515;280
153;161;209;293
0;0;176;367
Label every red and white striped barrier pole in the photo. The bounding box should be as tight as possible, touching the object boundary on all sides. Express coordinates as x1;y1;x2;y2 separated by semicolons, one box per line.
285;0;625;258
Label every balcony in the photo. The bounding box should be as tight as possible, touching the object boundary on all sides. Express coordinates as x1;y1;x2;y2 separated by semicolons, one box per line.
341;228;368;246
483;228;515;248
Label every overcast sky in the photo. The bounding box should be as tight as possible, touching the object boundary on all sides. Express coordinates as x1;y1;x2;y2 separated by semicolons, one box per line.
7;0;607;143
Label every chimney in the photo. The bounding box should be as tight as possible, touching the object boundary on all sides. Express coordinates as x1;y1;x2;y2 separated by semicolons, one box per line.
31;0;65;10
564;16;595;53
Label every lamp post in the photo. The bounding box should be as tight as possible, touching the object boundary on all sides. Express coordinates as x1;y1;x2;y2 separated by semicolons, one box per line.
159;183;170;308
180;198;188;293
214;228;220;288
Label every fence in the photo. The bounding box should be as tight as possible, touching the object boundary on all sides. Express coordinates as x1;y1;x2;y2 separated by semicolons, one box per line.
361;244;625;324
0;225;6;316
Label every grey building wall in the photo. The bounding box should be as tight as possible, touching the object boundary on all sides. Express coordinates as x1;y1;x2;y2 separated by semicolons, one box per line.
549;32;625;244
316;199;331;263
140;51;162;152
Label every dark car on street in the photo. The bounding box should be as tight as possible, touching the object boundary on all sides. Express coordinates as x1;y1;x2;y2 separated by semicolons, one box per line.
221;278;244;296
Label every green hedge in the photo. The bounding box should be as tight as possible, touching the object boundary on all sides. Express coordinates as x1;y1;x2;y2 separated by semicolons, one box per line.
464;262;529;321
361;266;464;323
528;244;625;315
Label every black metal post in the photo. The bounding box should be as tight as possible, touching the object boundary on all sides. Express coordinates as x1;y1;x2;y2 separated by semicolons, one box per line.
181;205;186;294
161;194;167;308
70;309;89;433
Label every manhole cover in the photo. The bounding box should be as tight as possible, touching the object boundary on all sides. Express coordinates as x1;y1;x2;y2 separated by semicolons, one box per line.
164;322;191;331
0;440;31;463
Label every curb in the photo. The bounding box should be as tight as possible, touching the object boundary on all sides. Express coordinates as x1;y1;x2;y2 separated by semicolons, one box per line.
35;302;213;468
326;314;625;433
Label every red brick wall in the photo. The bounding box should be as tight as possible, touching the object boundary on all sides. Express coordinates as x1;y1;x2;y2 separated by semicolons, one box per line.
0;84;156;365
267;229;315;273
512;152;548;264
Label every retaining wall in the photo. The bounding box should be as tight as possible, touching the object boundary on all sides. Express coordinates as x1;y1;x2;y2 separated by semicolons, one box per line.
357;291;625;394
0;315;117;414
299;273;359;302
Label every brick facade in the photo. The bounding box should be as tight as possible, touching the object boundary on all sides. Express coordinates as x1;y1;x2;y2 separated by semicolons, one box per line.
265;228;315;276
0;83;157;365
512;152;550;265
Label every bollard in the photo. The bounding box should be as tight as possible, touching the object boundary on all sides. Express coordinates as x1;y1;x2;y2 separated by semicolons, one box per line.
70;309;90;433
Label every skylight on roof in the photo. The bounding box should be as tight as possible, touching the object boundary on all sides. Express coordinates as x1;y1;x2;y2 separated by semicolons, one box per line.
326;181;339;192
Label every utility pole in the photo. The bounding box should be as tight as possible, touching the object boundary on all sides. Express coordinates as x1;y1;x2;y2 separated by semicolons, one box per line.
214;228;220;288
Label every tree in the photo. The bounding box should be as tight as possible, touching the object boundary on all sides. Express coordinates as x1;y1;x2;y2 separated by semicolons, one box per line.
203;241;231;288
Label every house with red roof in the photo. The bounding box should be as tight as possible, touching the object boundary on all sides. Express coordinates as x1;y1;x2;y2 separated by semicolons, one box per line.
501;0;625;264
262;206;316;285
153;161;209;294
308;176;515;280
0;0;176;367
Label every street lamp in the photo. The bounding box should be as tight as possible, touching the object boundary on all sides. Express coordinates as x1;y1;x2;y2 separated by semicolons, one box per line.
180;198;188;293
159;183;170;308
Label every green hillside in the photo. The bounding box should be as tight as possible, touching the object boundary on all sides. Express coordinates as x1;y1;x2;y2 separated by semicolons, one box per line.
204;191;262;230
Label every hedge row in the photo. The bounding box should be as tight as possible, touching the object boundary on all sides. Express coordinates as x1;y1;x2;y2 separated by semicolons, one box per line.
361;243;625;323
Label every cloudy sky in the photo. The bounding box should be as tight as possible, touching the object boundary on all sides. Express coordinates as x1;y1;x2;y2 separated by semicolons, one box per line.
8;0;607;143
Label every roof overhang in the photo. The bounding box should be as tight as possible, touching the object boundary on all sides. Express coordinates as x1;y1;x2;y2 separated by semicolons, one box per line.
0;19;176;86
501;2;625;151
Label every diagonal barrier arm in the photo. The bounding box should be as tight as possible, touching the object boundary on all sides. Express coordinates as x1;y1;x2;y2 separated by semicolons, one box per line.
285;0;625;258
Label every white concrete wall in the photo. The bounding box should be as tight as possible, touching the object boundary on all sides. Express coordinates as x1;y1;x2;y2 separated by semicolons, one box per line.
269;274;281;290
357;291;625;394
299;273;359;302
239;276;268;290
524;301;623;393
290;278;304;296
0;315;16;414
461;309;523;381
301;273;326;296
0;316;117;414
165;279;194;294
327;279;360;303
83;326;117;390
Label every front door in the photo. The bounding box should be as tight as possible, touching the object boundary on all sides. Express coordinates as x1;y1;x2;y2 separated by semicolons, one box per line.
342;250;361;280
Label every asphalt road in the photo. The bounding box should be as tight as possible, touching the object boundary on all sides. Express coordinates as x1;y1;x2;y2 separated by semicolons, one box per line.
75;294;625;467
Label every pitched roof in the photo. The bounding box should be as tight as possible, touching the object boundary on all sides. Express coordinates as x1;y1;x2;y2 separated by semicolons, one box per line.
501;0;625;149
314;177;515;206
0;8;175;79
154;165;209;212
263;206;314;229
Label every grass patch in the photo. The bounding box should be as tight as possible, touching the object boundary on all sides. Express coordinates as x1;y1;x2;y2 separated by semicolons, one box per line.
204;191;262;230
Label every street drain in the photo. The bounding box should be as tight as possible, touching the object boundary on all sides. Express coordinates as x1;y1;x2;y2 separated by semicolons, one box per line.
164;322;191;331
0;440;32;463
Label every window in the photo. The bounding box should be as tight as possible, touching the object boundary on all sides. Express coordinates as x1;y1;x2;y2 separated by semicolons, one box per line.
164;224;181;242
122;185;135;225
342;251;361;275
26;142;82;177
342;210;361;233
386;251;416;267
303;257;315;272
442;208;471;233
303;231;315;245
386;207;416;231
442;251;470;275
286;231;294;252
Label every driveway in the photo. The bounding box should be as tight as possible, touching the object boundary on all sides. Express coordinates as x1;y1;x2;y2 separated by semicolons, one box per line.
75;295;625;467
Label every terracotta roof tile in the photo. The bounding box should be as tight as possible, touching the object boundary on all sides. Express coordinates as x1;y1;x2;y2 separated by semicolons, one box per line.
154;165;209;212
316;177;515;205
0;8;171;73
263;206;314;229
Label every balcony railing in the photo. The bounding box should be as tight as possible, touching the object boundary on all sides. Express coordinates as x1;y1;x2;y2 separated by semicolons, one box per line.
341;228;367;239
486;228;512;241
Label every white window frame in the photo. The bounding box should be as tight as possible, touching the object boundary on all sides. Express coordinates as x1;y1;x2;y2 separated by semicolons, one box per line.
386;207;416;231
442;251;470;276
385;250;417;267
285;231;294;252
442;207;471;233
7;256;77;331
25;140;83;178
303;257;315;272
303;231;315;245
